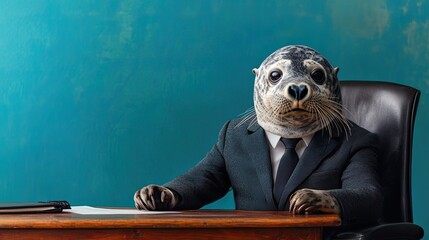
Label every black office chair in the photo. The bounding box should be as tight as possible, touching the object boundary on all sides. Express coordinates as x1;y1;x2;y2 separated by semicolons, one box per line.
333;81;424;240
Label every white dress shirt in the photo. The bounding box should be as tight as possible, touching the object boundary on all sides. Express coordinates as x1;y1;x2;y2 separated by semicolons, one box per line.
265;131;314;182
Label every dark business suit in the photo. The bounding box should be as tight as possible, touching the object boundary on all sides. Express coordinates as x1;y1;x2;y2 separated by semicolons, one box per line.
165;118;382;228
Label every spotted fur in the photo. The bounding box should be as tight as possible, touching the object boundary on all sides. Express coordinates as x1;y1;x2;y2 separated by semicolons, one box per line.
135;45;347;215
289;188;340;214
242;45;347;214
241;45;350;138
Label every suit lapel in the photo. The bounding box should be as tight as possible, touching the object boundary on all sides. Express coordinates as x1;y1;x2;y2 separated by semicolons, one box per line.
245;123;277;209
278;130;341;210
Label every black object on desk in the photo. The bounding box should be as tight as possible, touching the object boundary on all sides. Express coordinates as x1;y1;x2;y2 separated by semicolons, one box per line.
0;200;71;213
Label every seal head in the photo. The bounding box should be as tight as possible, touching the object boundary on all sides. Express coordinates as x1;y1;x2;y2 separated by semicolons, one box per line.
251;45;348;138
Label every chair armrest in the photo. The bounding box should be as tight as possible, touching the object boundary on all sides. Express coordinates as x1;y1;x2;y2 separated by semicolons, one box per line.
333;222;424;240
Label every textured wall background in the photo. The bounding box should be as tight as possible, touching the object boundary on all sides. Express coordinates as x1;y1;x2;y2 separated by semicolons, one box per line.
0;0;427;235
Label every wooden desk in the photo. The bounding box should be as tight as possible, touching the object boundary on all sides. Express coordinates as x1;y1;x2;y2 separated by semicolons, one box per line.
0;210;341;240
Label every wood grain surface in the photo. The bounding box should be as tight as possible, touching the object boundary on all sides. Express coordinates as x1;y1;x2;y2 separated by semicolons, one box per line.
0;210;341;240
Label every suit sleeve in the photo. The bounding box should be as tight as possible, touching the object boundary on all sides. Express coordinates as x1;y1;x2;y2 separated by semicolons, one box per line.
328;131;383;227
163;121;231;210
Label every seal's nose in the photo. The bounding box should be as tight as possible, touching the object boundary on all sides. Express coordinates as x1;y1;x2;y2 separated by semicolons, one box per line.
288;84;308;101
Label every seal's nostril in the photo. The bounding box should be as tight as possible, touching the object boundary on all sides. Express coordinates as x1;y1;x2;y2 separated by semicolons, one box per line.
288;84;308;100
288;85;298;100
299;85;308;100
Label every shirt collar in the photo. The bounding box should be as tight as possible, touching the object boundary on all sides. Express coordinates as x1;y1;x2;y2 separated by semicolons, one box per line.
265;130;314;149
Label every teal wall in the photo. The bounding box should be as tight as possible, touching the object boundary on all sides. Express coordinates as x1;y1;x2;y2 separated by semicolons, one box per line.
0;0;427;235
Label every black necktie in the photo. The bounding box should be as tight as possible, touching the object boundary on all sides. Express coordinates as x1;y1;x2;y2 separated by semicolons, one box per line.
273;138;301;206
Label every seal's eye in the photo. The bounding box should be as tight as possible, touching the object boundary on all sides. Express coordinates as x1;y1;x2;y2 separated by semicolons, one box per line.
311;69;325;85
269;69;282;84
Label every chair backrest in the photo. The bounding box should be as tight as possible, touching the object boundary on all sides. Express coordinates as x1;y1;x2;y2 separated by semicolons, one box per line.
339;81;420;223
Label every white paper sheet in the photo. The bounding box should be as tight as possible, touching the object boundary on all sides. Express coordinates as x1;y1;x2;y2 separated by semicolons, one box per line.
64;206;180;215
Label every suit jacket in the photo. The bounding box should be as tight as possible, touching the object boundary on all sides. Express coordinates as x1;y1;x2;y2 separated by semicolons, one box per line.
165;118;383;228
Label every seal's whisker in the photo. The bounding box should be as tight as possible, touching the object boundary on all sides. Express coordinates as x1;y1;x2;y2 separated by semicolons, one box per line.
325;107;348;130
238;107;255;117
323;107;343;136
329;104;352;133
241;111;256;121
325;99;353;127
312;103;333;137
320;107;335;138
237;113;257;128
241;113;256;124
316;102;334;127
236;107;257;128
325;98;353;117
272;104;288;121
322;101;352;138
307;96;352;139
319;102;341;126
249;117;258;127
